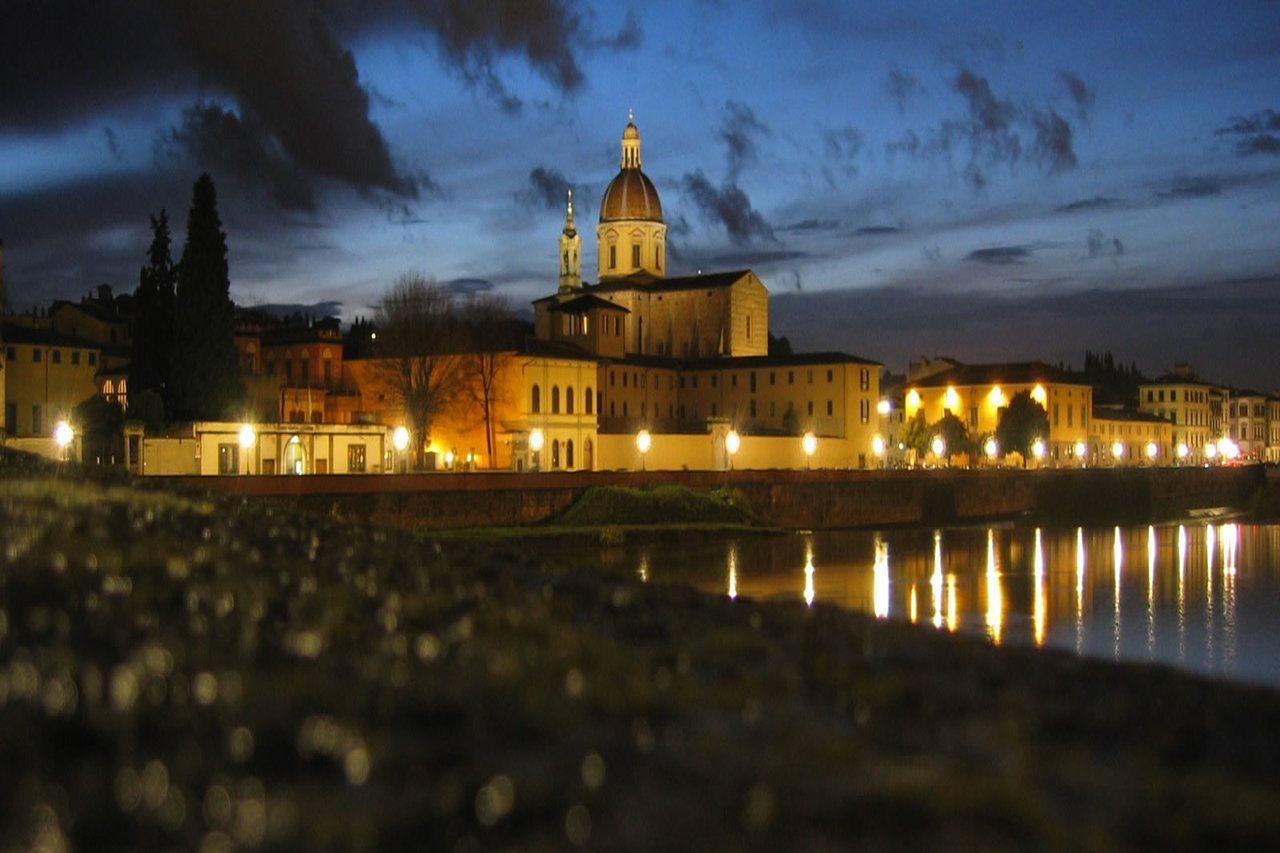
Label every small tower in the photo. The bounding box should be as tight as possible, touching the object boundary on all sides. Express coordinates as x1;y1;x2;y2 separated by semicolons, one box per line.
558;188;581;292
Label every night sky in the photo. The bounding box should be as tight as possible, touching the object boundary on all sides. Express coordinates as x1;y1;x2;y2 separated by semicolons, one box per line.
3;1;1279;386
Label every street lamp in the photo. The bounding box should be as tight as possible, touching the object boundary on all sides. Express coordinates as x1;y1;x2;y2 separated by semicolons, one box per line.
1175;442;1189;462
876;399;891;416
528;428;544;471
1218;438;1239;461
984;436;999;461
238;423;255;475
871;434;886;464
725;429;741;470
1031;438;1046;462
53;420;74;462
1111;440;1125;462
391;425;410;473
1205;442;1218;462
636;429;652;470
444;450;455;469
1074;440;1087;464
930;435;946;462
1145;441;1158;462
801;431;817;468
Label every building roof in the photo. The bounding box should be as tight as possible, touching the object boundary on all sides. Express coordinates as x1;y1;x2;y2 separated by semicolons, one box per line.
1143;372;1220;388
534;271;753;305
599;168;663;223
547;294;630;314
1092;406;1171;424
911;361;1087;388
607;350;882;370
2;322;101;349
518;338;605;362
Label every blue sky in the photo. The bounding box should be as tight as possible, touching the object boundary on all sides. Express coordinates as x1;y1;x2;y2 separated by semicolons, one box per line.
2;1;1279;385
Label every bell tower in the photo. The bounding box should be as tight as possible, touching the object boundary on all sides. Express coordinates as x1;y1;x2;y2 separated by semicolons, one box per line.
558;189;581;292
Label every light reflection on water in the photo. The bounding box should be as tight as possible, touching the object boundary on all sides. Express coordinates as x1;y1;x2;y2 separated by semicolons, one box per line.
628;522;1280;687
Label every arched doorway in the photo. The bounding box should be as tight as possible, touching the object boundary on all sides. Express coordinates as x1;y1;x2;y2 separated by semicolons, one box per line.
284;436;307;474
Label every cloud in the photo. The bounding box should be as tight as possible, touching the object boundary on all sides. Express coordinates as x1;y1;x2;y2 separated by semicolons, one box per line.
167;102;319;212
1215;108;1280;158
1158;177;1222;198
778;218;841;233
885;67;922;112
681;170;776;245
1086;229;1124;260
443;277;496;295
1055;195;1119;213
720;100;770;180
589;9;642;50
965;245;1030;265
250;300;344;319
102;127;123;162
948;69;1022;163
516;166;574;211
854;225;903;236
1057;70;1094;121
1031;109;1077;172
672;247;807;271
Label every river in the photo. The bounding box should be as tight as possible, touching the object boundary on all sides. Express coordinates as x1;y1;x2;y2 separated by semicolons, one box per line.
615;522;1280;687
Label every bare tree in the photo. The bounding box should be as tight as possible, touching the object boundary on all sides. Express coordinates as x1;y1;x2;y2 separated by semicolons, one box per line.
458;293;520;467
372;272;463;468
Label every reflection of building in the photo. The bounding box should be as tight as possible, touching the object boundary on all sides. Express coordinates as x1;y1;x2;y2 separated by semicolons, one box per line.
905;361;1093;464
1089;406;1174;465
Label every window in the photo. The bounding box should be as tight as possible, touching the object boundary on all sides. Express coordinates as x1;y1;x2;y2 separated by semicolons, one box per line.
788;371;794;384
746;315;751;340
552;439;561;468
807;369;814;383
88;353;96;366
655;246;661;269
623;401;628;416
826;369;834;382
609;245;617;269
531;384;541;413
217;443;240;475
5;346;13;360
566;387;575;414
552;386;561;413
33;349;42;363
859;369;870;391
749;399;756;417
585;387;593;414
807;401;814;416
711;375;718;388
598;391;604;414
711;403;718;416
610;371;616;387
32;405;42;435
749;372;757;393
4;403;15;434
52;349;61;364
622;373;628;388
731;374;738;388
827;400;834;416
632;244;641;267
769;372;776;386
566;439;575;469
770;401;776;417
348;444;367;473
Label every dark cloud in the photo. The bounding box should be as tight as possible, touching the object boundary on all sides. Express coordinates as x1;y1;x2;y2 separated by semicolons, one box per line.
1216;108;1280;158
1055;195;1119;213
778;218;841;233
250;300;344;319
102;127;123;162
443;277;496;295
589;9;642;50
667;213;693;238
1086;229;1124;260
1158;177;1222;199
966;245;1030;265
681;170;776;245
855;225;903;236
885;67;922;112
948;69;1022;163
884;129;921;161
720;100;770;180
167;102;319;212
516;166;574;211
671;247;807;271
1031;109;1077;172
1057;70;1094;120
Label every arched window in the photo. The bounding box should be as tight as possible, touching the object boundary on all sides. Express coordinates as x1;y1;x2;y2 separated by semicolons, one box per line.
310;411;323;424
551;386;561;414
584;439;594;470
102;379;114;395
566;386;575;414
531;384;541;413
566;439;575;469
552;439;561;468
585;387;593;414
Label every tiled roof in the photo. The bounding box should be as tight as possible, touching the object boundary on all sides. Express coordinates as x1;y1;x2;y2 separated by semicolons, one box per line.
912;361;1086;388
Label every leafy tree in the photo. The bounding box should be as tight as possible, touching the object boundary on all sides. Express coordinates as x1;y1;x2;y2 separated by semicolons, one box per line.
996;390;1050;463
130;210;176;414
458;293;520;467
170;174;241;421
930;412;971;458
126;389;167;433
372;272;465;469
73;396;124;465
903;411;930;456
767;333;793;356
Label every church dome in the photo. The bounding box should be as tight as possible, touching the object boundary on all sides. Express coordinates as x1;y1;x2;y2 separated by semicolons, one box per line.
599;169;663;223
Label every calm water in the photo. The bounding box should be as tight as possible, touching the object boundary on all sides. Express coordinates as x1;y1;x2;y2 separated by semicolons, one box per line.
620;523;1280;687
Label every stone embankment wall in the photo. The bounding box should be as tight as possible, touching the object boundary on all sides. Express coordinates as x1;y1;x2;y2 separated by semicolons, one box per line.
164;465;1272;530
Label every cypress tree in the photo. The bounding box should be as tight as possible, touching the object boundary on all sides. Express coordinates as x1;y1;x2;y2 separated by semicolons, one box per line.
171;174;241;421
129;210;176;409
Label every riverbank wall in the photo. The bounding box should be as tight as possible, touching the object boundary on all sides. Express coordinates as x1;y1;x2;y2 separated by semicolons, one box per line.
164;464;1272;530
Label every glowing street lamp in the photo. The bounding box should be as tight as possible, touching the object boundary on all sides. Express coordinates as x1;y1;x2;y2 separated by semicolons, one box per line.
443;450;455;469
237;423;256;475
984;436;999;461
391;425;410;473
1175;442;1189;462
1218;438;1240;461
1031;438;1046;461
725;429;741;470
635;429;652;470
871;434;886;462
1074;440;1088;465
876;399;891;416
53;420;74;462
801;431;817;468
1111;440;1125;462
930;435;946;461
528;427;544;471
1204;442;1218;461
1145;441;1159;462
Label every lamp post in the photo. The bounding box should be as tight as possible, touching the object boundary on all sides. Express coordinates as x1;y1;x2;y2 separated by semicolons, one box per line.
725;429;741;471
529;428;544;471
444;450;455;470
635;429;652;471
53;420;74;464
238;423;255;475
391;425;410;473
801;431;816;469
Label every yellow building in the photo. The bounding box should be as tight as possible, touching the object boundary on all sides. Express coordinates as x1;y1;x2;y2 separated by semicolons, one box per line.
1227;391;1270;462
3;322;102;439
1137;371;1222;462
905;362;1093;465
1089;407;1174;466
124;421;393;475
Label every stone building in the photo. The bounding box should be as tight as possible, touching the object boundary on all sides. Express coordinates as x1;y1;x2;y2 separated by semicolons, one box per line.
1137;368;1224;462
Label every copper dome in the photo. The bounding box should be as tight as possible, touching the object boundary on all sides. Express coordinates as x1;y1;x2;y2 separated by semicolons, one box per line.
599;169;663;223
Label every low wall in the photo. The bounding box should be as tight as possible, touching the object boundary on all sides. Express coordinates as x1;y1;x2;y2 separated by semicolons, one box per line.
161;464;1270;531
